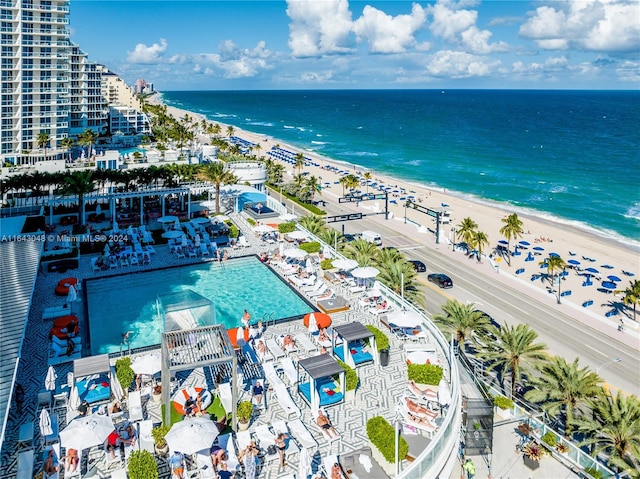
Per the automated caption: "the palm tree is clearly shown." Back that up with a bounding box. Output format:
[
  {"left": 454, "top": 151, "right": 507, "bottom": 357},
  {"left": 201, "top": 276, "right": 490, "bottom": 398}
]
[
  {"left": 294, "top": 153, "right": 305, "bottom": 175},
  {"left": 253, "top": 143, "right": 262, "bottom": 160},
  {"left": 432, "top": 300, "right": 493, "bottom": 349},
  {"left": 77, "top": 129, "right": 98, "bottom": 159},
  {"left": 540, "top": 254, "right": 568, "bottom": 303},
  {"left": 617, "top": 280, "right": 640, "bottom": 322},
  {"left": 344, "top": 239, "right": 379, "bottom": 267},
  {"left": 226, "top": 125, "right": 235, "bottom": 138},
  {"left": 375, "top": 258, "right": 421, "bottom": 304},
  {"left": 61, "top": 170, "right": 95, "bottom": 226},
  {"left": 297, "top": 215, "right": 326, "bottom": 235},
  {"left": 37, "top": 131, "right": 51, "bottom": 158},
  {"left": 499, "top": 213, "right": 524, "bottom": 252},
  {"left": 301, "top": 176, "right": 321, "bottom": 203},
  {"left": 343, "top": 174, "right": 360, "bottom": 193},
  {"left": 457, "top": 217, "right": 477, "bottom": 249},
  {"left": 481, "top": 323, "right": 548, "bottom": 398},
  {"left": 574, "top": 388, "right": 640, "bottom": 475},
  {"left": 196, "top": 162, "right": 238, "bottom": 214},
  {"left": 317, "top": 229, "right": 343, "bottom": 252},
  {"left": 525, "top": 356, "right": 601, "bottom": 437},
  {"left": 471, "top": 230, "right": 489, "bottom": 262},
  {"left": 60, "top": 137, "right": 74, "bottom": 162},
  {"left": 363, "top": 172, "right": 372, "bottom": 193},
  {"left": 268, "top": 163, "right": 285, "bottom": 187}
]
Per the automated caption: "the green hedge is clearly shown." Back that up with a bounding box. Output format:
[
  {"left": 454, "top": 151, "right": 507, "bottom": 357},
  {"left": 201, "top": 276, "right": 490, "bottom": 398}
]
[
  {"left": 246, "top": 217, "right": 256, "bottom": 226},
  {"left": 299, "top": 241, "right": 321, "bottom": 254},
  {"left": 407, "top": 363, "right": 443, "bottom": 385},
  {"left": 128, "top": 450, "right": 158, "bottom": 479},
  {"left": 584, "top": 468, "right": 603, "bottom": 479},
  {"left": 365, "top": 325, "right": 389, "bottom": 352},
  {"left": 366, "top": 416, "right": 408, "bottom": 463},
  {"left": 228, "top": 224, "right": 239, "bottom": 238},
  {"left": 320, "top": 259, "right": 334, "bottom": 270},
  {"left": 266, "top": 185, "right": 326, "bottom": 215},
  {"left": 115, "top": 357, "right": 135, "bottom": 391},
  {"left": 278, "top": 222, "right": 296, "bottom": 234},
  {"left": 493, "top": 396, "right": 514, "bottom": 409},
  {"left": 336, "top": 359, "right": 358, "bottom": 391}
]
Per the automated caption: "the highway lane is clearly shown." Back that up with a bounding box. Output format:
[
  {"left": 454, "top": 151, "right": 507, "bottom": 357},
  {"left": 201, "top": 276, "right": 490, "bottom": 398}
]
[{"left": 277, "top": 193, "right": 639, "bottom": 395}]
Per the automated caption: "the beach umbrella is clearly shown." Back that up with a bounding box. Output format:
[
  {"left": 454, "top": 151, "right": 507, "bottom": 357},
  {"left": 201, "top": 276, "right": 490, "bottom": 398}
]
[
  {"left": 253, "top": 224, "right": 275, "bottom": 233},
  {"left": 287, "top": 230, "right": 308, "bottom": 240},
  {"left": 110, "top": 366, "right": 124, "bottom": 402},
  {"left": 387, "top": 310, "right": 422, "bottom": 328},
  {"left": 305, "top": 259, "right": 314, "bottom": 274},
  {"left": 162, "top": 230, "right": 184, "bottom": 239},
  {"left": 190, "top": 217, "right": 210, "bottom": 224},
  {"left": 549, "top": 252, "right": 560, "bottom": 257},
  {"left": 61, "top": 414, "right": 115, "bottom": 451},
  {"left": 607, "top": 275, "right": 622, "bottom": 283},
  {"left": 601, "top": 281, "right": 617, "bottom": 290},
  {"left": 165, "top": 417, "right": 220, "bottom": 455},
  {"left": 278, "top": 242, "right": 284, "bottom": 256},
  {"left": 298, "top": 446, "right": 312, "bottom": 479},
  {"left": 303, "top": 312, "right": 331, "bottom": 330},
  {"left": 331, "top": 258, "right": 358, "bottom": 271},
  {"left": 283, "top": 248, "right": 307, "bottom": 259},
  {"left": 498, "top": 240, "right": 508, "bottom": 246},
  {"left": 157, "top": 215, "right": 178, "bottom": 224},
  {"left": 174, "top": 218, "right": 181, "bottom": 230},
  {"left": 39, "top": 408, "right": 53, "bottom": 437},
  {"left": 601, "top": 264, "right": 614, "bottom": 269},
  {"left": 518, "top": 240, "right": 530, "bottom": 247},
  {"left": 67, "top": 285, "right": 79, "bottom": 313},
  {"left": 131, "top": 352, "right": 161, "bottom": 376},
  {"left": 568, "top": 259, "right": 581, "bottom": 265},
  {"left": 351, "top": 266, "right": 380, "bottom": 279},
  {"left": 45, "top": 365, "right": 57, "bottom": 392},
  {"left": 68, "top": 384, "right": 80, "bottom": 411},
  {"left": 533, "top": 246, "right": 544, "bottom": 252},
  {"left": 585, "top": 267, "right": 599, "bottom": 274},
  {"left": 279, "top": 213, "right": 297, "bottom": 221}
]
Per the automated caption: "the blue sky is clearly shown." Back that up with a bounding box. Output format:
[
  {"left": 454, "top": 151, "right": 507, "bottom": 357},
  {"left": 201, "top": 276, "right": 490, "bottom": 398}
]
[{"left": 70, "top": 0, "right": 640, "bottom": 90}]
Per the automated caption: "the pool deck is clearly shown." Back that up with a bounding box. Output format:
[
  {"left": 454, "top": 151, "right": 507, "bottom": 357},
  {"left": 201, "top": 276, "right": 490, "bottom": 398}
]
[{"left": 0, "top": 212, "right": 581, "bottom": 479}]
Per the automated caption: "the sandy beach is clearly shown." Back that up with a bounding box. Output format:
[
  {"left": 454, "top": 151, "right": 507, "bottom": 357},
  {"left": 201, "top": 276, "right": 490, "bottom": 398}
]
[{"left": 153, "top": 94, "right": 639, "bottom": 339}]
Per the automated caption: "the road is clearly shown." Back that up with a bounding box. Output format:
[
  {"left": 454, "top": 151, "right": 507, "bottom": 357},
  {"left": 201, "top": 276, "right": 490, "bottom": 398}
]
[{"left": 278, "top": 190, "right": 640, "bottom": 396}]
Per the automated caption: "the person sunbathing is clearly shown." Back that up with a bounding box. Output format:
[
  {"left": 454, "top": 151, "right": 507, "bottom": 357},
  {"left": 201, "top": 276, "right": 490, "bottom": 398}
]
[
  {"left": 331, "top": 462, "right": 344, "bottom": 479},
  {"left": 256, "top": 340, "right": 268, "bottom": 356},
  {"left": 316, "top": 410, "right": 339, "bottom": 438},
  {"left": 210, "top": 444, "right": 227, "bottom": 471},
  {"left": 406, "top": 411, "right": 436, "bottom": 428},
  {"left": 317, "top": 328, "right": 330, "bottom": 342},
  {"left": 408, "top": 380, "right": 438, "bottom": 399},
  {"left": 376, "top": 300, "right": 388, "bottom": 310},
  {"left": 283, "top": 335, "right": 296, "bottom": 350},
  {"left": 62, "top": 448, "right": 78, "bottom": 474},
  {"left": 317, "top": 289, "right": 335, "bottom": 300},
  {"left": 405, "top": 397, "right": 438, "bottom": 419}
]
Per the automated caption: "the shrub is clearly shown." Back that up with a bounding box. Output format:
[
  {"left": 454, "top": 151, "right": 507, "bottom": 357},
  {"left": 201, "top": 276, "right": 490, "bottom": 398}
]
[
  {"left": 584, "top": 467, "right": 603, "bottom": 479},
  {"left": 556, "top": 443, "right": 569, "bottom": 454},
  {"left": 299, "top": 241, "right": 321, "bottom": 254},
  {"left": 407, "top": 363, "right": 443, "bottom": 385},
  {"left": 228, "top": 224, "right": 239, "bottom": 238},
  {"left": 246, "top": 217, "right": 256, "bottom": 226},
  {"left": 115, "top": 357, "right": 135, "bottom": 391},
  {"left": 336, "top": 359, "right": 358, "bottom": 391},
  {"left": 151, "top": 424, "right": 171, "bottom": 448},
  {"left": 522, "top": 441, "right": 544, "bottom": 461},
  {"left": 365, "top": 325, "right": 389, "bottom": 352},
  {"left": 278, "top": 222, "right": 296, "bottom": 234},
  {"left": 541, "top": 431, "right": 557, "bottom": 448},
  {"left": 237, "top": 400, "right": 253, "bottom": 422},
  {"left": 493, "top": 396, "right": 514, "bottom": 409},
  {"left": 128, "top": 450, "right": 158, "bottom": 479},
  {"left": 320, "top": 258, "right": 334, "bottom": 270},
  {"left": 366, "top": 416, "right": 408, "bottom": 463}
]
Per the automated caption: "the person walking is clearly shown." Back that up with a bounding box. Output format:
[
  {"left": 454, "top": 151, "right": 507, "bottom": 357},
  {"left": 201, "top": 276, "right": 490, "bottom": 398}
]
[{"left": 463, "top": 458, "right": 476, "bottom": 479}]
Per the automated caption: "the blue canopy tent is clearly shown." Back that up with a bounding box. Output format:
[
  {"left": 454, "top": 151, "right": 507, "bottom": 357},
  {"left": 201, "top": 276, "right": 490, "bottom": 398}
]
[
  {"left": 297, "top": 355, "right": 346, "bottom": 411},
  {"left": 332, "top": 323, "right": 377, "bottom": 368}
]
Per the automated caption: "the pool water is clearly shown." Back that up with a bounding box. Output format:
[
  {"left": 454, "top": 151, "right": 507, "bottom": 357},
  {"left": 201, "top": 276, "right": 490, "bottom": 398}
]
[
  {"left": 85, "top": 256, "right": 314, "bottom": 354},
  {"left": 118, "top": 147, "right": 147, "bottom": 156}
]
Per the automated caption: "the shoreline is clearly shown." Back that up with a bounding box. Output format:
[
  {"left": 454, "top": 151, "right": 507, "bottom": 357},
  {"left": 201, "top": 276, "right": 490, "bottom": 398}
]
[{"left": 152, "top": 92, "right": 639, "bottom": 325}]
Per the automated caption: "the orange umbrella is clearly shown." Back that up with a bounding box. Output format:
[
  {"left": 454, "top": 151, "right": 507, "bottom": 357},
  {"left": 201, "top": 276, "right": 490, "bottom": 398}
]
[
  {"left": 227, "top": 327, "right": 249, "bottom": 348},
  {"left": 303, "top": 312, "right": 332, "bottom": 329}
]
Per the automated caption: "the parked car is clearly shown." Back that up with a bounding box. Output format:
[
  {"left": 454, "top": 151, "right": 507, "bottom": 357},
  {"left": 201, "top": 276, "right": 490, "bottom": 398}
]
[
  {"left": 427, "top": 273, "right": 453, "bottom": 288},
  {"left": 342, "top": 233, "right": 357, "bottom": 243},
  {"left": 408, "top": 260, "right": 426, "bottom": 273}
]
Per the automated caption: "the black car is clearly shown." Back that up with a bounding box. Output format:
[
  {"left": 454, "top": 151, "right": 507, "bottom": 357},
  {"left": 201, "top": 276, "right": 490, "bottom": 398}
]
[
  {"left": 342, "top": 234, "right": 357, "bottom": 242},
  {"left": 427, "top": 273, "right": 453, "bottom": 288},
  {"left": 408, "top": 260, "right": 426, "bottom": 272}
]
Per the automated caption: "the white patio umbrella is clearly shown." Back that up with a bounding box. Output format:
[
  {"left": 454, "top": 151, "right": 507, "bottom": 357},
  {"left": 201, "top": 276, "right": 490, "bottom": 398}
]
[
  {"left": 165, "top": 417, "right": 220, "bottom": 455},
  {"left": 387, "top": 310, "right": 422, "bottom": 328},
  {"left": 287, "top": 230, "right": 308, "bottom": 240},
  {"left": 331, "top": 258, "right": 358, "bottom": 271},
  {"left": 278, "top": 242, "right": 285, "bottom": 256},
  {"left": 174, "top": 219, "right": 181, "bottom": 230},
  {"left": 298, "top": 446, "right": 312, "bottom": 479},
  {"left": 307, "top": 312, "right": 319, "bottom": 333},
  {"left": 67, "top": 285, "right": 79, "bottom": 313},
  {"left": 162, "top": 230, "right": 183, "bottom": 239},
  {"left": 351, "top": 266, "right": 380, "bottom": 279},
  {"left": 110, "top": 366, "right": 124, "bottom": 402},
  {"left": 39, "top": 408, "right": 53, "bottom": 437},
  {"left": 60, "top": 414, "right": 115, "bottom": 451},
  {"left": 157, "top": 215, "right": 178, "bottom": 224},
  {"left": 45, "top": 365, "right": 57, "bottom": 392},
  {"left": 131, "top": 352, "right": 161, "bottom": 376},
  {"left": 279, "top": 213, "right": 297, "bottom": 221},
  {"left": 284, "top": 248, "right": 307, "bottom": 259},
  {"left": 305, "top": 259, "right": 314, "bottom": 274},
  {"left": 68, "top": 384, "right": 81, "bottom": 411},
  {"left": 253, "top": 224, "right": 275, "bottom": 233},
  {"left": 103, "top": 243, "right": 110, "bottom": 256},
  {"left": 112, "top": 221, "right": 119, "bottom": 234}
]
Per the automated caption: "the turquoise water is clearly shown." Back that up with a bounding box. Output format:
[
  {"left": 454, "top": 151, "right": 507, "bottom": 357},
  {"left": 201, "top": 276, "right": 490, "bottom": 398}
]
[
  {"left": 85, "top": 256, "right": 314, "bottom": 354},
  {"left": 118, "top": 147, "right": 147, "bottom": 156},
  {"left": 162, "top": 90, "right": 640, "bottom": 246}
]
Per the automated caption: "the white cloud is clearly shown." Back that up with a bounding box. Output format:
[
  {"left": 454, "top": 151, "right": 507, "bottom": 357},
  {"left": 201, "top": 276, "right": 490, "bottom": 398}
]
[
  {"left": 426, "top": 50, "right": 499, "bottom": 77},
  {"left": 352, "top": 4, "right": 426, "bottom": 54},
  {"left": 126, "top": 38, "right": 168, "bottom": 64},
  {"left": 520, "top": 0, "right": 640, "bottom": 53},
  {"left": 286, "top": 0, "right": 353, "bottom": 57},
  {"left": 195, "top": 40, "right": 274, "bottom": 79},
  {"left": 427, "top": 0, "right": 509, "bottom": 54}
]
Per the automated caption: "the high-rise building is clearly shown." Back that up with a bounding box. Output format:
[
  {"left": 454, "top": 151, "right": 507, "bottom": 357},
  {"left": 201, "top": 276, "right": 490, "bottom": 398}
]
[
  {"left": 0, "top": 0, "right": 106, "bottom": 165},
  {"left": 101, "top": 66, "right": 143, "bottom": 110}
]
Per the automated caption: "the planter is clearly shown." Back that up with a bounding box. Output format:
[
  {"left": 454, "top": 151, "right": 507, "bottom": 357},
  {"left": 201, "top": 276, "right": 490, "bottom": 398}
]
[
  {"left": 379, "top": 348, "right": 390, "bottom": 367},
  {"left": 523, "top": 455, "right": 540, "bottom": 470},
  {"left": 368, "top": 440, "right": 396, "bottom": 476},
  {"left": 154, "top": 443, "right": 169, "bottom": 456},
  {"left": 238, "top": 420, "right": 250, "bottom": 432},
  {"left": 495, "top": 406, "right": 512, "bottom": 419}
]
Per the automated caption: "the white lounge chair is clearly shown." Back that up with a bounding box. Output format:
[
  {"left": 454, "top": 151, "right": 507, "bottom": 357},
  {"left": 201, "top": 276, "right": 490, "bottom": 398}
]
[
  {"left": 302, "top": 280, "right": 324, "bottom": 293},
  {"left": 200, "top": 243, "right": 210, "bottom": 256},
  {"left": 235, "top": 430, "right": 253, "bottom": 452},
  {"left": 293, "top": 333, "right": 317, "bottom": 353},
  {"left": 398, "top": 403, "right": 437, "bottom": 437},
  {"left": 254, "top": 425, "right": 279, "bottom": 464},
  {"left": 194, "top": 449, "right": 216, "bottom": 479},
  {"left": 217, "top": 382, "right": 233, "bottom": 416},
  {"left": 288, "top": 418, "right": 318, "bottom": 451},
  {"left": 312, "top": 408, "right": 341, "bottom": 443},
  {"left": 280, "top": 356, "right": 298, "bottom": 385},
  {"left": 272, "top": 420, "right": 300, "bottom": 458},
  {"left": 307, "top": 283, "right": 328, "bottom": 298},
  {"left": 218, "top": 433, "right": 240, "bottom": 472},
  {"left": 128, "top": 390, "right": 143, "bottom": 422},
  {"left": 272, "top": 382, "right": 301, "bottom": 419},
  {"left": 91, "top": 258, "right": 101, "bottom": 273},
  {"left": 322, "top": 454, "right": 347, "bottom": 479},
  {"left": 138, "top": 420, "right": 154, "bottom": 453},
  {"left": 266, "top": 338, "right": 286, "bottom": 360}
]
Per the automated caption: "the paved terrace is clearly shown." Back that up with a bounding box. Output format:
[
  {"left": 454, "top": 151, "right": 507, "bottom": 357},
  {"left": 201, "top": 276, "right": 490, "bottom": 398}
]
[{"left": 1, "top": 216, "right": 455, "bottom": 478}]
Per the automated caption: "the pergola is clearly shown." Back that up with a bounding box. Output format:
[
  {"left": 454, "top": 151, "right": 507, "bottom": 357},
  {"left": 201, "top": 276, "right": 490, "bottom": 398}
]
[
  {"left": 160, "top": 326, "right": 237, "bottom": 427},
  {"left": 297, "top": 354, "right": 346, "bottom": 411},
  {"left": 332, "top": 322, "right": 377, "bottom": 368}
]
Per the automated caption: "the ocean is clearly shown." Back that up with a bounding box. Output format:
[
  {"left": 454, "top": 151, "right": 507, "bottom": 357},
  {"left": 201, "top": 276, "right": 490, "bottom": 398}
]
[{"left": 161, "top": 90, "right": 640, "bottom": 246}]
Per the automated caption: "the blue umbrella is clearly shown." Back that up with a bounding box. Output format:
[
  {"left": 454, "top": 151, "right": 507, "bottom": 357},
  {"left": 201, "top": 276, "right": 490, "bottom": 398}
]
[
  {"left": 601, "top": 264, "right": 614, "bottom": 269},
  {"left": 568, "top": 259, "right": 581, "bottom": 265},
  {"left": 607, "top": 275, "right": 622, "bottom": 283},
  {"left": 519, "top": 241, "right": 530, "bottom": 246},
  {"left": 601, "top": 281, "right": 617, "bottom": 290},
  {"left": 533, "top": 246, "right": 544, "bottom": 251},
  {"left": 549, "top": 252, "right": 560, "bottom": 257},
  {"left": 441, "top": 202, "right": 450, "bottom": 207},
  {"left": 585, "top": 267, "right": 599, "bottom": 274},
  {"left": 498, "top": 240, "right": 509, "bottom": 245}
]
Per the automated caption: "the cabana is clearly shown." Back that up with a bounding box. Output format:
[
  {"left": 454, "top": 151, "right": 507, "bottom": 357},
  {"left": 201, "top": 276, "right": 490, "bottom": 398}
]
[
  {"left": 73, "top": 354, "right": 112, "bottom": 405},
  {"left": 297, "top": 355, "right": 346, "bottom": 411},
  {"left": 332, "top": 323, "right": 377, "bottom": 368}
]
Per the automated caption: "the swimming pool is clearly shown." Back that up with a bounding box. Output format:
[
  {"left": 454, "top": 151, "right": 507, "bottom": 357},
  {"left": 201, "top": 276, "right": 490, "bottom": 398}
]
[
  {"left": 118, "top": 147, "right": 147, "bottom": 156},
  {"left": 85, "top": 256, "right": 314, "bottom": 354}
]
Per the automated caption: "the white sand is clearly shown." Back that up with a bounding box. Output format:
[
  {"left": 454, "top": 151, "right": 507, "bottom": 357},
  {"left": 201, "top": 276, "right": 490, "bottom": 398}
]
[{"left": 152, "top": 94, "right": 639, "bottom": 342}]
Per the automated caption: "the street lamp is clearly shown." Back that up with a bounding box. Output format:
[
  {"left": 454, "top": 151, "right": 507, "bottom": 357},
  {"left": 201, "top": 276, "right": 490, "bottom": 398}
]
[{"left": 597, "top": 357, "right": 622, "bottom": 374}]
